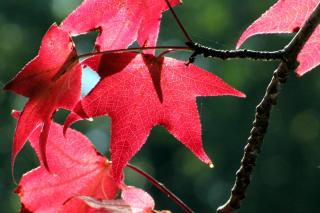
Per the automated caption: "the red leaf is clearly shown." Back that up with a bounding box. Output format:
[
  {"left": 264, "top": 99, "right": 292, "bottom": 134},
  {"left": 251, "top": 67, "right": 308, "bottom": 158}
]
[
  {"left": 60, "top": 0, "right": 181, "bottom": 53},
  {"left": 65, "top": 53, "right": 245, "bottom": 183},
  {"left": 77, "top": 196, "right": 131, "bottom": 212},
  {"left": 78, "top": 186, "right": 158, "bottom": 213},
  {"left": 121, "top": 186, "right": 154, "bottom": 213},
  {"left": 4, "top": 24, "right": 82, "bottom": 170},
  {"left": 237, "top": 0, "right": 320, "bottom": 76},
  {"left": 15, "top": 116, "right": 119, "bottom": 213}
]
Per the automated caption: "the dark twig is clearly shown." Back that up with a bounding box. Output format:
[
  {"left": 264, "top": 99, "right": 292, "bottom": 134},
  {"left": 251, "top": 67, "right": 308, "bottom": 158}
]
[
  {"left": 79, "top": 45, "right": 285, "bottom": 62},
  {"left": 164, "top": 0, "right": 193, "bottom": 42},
  {"left": 217, "top": 2, "right": 320, "bottom": 213},
  {"left": 77, "top": 46, "right": 191, "bottom": 59},
  {"left": 127, "top": 164, "right": 194, "bottom": 213},
  {"left": 164, "top": 0, "right": 285, "bottom": 64},
  {"left": 186, "top": 42, "right": 285, "bottom": 64}
]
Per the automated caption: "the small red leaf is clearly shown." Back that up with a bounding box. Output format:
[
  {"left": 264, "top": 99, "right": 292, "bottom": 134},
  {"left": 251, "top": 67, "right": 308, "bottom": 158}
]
[
  {"left": 66, "top": 53, "right": 245, "bottom": 183},
  {"left": 4, "top": 24, "right": 82, "bottom": 171},
  {"left": 77, "top": 196, "right": 131, "bottom": 212},
  {"left": 15, "top": 117, "right": 118, "bottom": 213},
  {"left": 60, "top": 0, "right": 181, "bottom": 53},
  {"left": 78, "top": 186, "right": 156, "bottom": 213},
  {"left": 237, "top": 0, "right": 320, "bottom": 75},
  {"left": 122, "top": 186, "right": 155, "bottom": 213}
]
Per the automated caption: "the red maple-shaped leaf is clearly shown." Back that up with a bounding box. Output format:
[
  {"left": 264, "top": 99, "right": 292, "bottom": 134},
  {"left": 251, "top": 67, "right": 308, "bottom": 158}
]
[
  {"left": 65, "top": 53, "right": 245, "bottom": 183},
  {"left": 60, "top": 0, "right": 181, "bottom": 53},
  {"left": 3, "top": 24, "right": 82, "bottom": 170},
  {"left": 14, "top": 113, "right": 119, "bottom": 213},
  {"left": 237, "top": 0, "right": 320, "bottom": 76}
]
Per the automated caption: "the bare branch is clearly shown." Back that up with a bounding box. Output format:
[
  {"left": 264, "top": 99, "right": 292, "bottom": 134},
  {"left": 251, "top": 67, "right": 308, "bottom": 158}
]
[
  {"left": 217, "top": 2, "right": 320, "bottom": 212},
  {"left": 186, "top": 42, "right": 285, "bottom": 63}
]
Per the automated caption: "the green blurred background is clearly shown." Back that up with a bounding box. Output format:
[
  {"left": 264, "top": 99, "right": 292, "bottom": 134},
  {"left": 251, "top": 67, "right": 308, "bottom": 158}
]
[{"left": 1, "top": 0, "right": 320, "bottom": 212}]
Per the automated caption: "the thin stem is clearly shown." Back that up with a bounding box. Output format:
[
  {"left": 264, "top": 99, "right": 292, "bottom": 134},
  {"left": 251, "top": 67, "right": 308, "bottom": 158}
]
[
  {"left": 52, "top": 46, "right": 190, "bottom": 81},
  {"left": 78, "top": 45, "right": 286, "bottom": 62},
  {"left": 164, "top": 0, "right": 193, "bottom": 42},
  {"left": 217, "top": 2, "right": 320, "bottom": 213},
  {"left": 77, "top": 46, "right": 191, "bottom": 60},
  {"left": 157, "top": 49, "right": 176, "bottom": 58},
  {"left": 53, "top": 45, "right": 288, "bottom": 82},
  {"left": 126, "top": 164, "right": 194, "bottom": 213}
]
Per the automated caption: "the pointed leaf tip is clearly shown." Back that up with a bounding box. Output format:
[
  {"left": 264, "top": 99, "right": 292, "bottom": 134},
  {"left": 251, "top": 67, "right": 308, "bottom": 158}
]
[
  {"left": 237, "top": 0, "right": 320, "bottom": 74},
  {"left": 63, "top": 112, "right": 81, "bottom": 135},
  {"left": 233, "top": 89, "right": 246, "bottom": 98},
  {"left": 11, "top": 110, "right": 20, "bottom": 119},
  {"left": 63, "top": 102, "right": 89, "bottom": 135}
]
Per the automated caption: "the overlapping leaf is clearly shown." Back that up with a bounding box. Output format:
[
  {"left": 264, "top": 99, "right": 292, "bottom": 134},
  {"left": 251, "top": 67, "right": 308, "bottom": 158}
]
[
  {"left": 13, "top": 111, "right": 161, "bottom": 212},
  {"left": 79, "top": 186, "right": 159, "bottom": 213},
  {"left": 6, "top": 1, "right": 250, "bottom": 211},
  {"left": 65, "top": 52, "right": 245, "bottom": 183},
  {"left": 14, "top": 112, "right": 118, "bottom": 213},
  {"left": 237, "top": 0, "right": 320, "bottom": 76},
  {"left": 121, "top": 186, "right": 155, "bottom": 213},
  {"left": 4, "top": 24, "right": 82, "bottom": 170},
  {"left": 61, "top": 0, "right": 181, "bottom": 53}
]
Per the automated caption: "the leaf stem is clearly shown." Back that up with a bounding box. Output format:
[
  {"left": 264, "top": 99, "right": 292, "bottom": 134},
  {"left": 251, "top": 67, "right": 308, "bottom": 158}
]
[
  {"left": 157, "top": 49, "right": 177, "bottom": 58},
  {"left": 126, "top": 164, "right": 194, "bottom": 213},
  {"left": 164, "top": 0, "right": 193, "bottom": 42},
  {"left": 77, "top": 45, "right": 286, "bottom": 61},
  {"left": 217, "top": 2, "right": 320, "bottom": 212},
  {"left": 77, "top": 46, "right": 192, "bottom": 60},
  {"left": 54, "top": 45, "right": 287, "bottom": 82}
]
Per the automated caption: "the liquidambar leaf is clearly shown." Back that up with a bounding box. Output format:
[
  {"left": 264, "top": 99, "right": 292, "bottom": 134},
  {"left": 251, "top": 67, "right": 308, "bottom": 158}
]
[
  {"left": 237, "top": 0, "right": 320, "bottom": 76},
  {"left": 15, "top": 115, "right": 118, "bottom": 213},
  {"left": 65, "top": 52, "right": 245, "bottom": 183},
  {"left": 4, "top": 24, "right": 82, "bottom": 171},
  {"left": 61, "top": 0, "right": 181, "bottom": 53}
]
